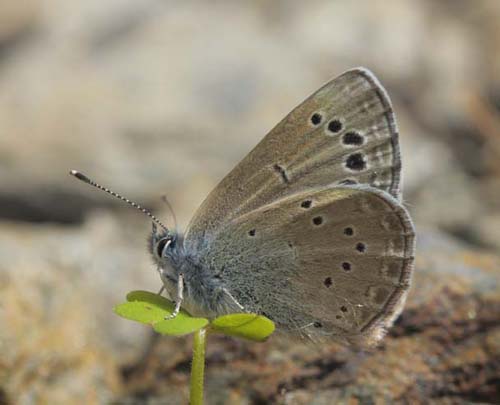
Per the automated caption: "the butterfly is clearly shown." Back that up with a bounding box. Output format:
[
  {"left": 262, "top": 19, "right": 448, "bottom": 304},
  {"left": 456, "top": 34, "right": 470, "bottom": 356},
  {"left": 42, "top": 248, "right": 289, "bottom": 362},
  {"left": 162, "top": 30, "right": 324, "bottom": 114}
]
[{"left": 72, "top": 67, "right": 415, "bottom": 346}]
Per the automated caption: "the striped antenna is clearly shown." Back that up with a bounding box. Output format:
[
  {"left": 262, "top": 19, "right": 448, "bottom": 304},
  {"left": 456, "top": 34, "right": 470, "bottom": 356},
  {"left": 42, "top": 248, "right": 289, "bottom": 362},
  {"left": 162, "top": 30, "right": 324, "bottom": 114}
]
[{"left": 70, "top": 170, "right": 169, "bottom": 232}]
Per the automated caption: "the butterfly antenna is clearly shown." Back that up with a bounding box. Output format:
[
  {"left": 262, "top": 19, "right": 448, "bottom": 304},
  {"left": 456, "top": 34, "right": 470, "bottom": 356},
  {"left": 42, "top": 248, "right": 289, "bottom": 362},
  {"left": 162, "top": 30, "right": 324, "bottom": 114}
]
[
  {"left": 69, "top": 170, "right": 169, "bottom": 232},
  {"left": 161, "top": 195, "right": 178, "bottom": 233}
]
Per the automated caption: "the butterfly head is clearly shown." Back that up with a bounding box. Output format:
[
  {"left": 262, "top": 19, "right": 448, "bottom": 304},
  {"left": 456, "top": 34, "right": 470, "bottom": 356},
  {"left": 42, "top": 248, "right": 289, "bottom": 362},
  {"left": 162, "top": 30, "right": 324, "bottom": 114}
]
[
  {"left": 149, "top": 222, "right": 186, "bottom": 303},
  {"left": 149, "top": 222, "right": 179, "bottom": 262}
]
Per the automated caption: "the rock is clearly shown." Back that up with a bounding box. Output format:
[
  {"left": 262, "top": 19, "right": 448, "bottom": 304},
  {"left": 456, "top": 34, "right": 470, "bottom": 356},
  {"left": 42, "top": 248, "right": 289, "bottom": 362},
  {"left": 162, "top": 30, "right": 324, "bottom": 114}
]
[{"left": 0, "top": 213, "right": 156, "bottom": 403}]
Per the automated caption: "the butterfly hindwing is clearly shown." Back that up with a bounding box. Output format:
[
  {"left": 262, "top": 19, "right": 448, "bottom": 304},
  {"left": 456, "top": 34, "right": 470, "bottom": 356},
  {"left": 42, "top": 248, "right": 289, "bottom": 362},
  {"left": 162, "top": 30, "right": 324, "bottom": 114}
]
[
  {"left": 190, "top": 185, "right": 414, "bottom": 345},
  {"left": 185, "top": 68, "right": 401, "bottom": 249}
]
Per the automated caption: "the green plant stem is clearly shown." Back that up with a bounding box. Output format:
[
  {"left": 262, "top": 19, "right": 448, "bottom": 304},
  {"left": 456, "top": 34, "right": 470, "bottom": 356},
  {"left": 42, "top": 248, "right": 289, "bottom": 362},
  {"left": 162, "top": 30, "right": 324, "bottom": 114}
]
[{"left": 190, "top": 328, "right": 207, "bottom": 405}]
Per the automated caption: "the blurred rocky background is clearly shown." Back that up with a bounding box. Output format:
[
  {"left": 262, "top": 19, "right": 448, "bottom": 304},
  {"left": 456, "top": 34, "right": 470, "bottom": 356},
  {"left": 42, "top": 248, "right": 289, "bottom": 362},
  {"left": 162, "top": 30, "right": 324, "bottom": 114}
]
[{"left": 0, "top": 1, "right": 499, "bottom": 404}]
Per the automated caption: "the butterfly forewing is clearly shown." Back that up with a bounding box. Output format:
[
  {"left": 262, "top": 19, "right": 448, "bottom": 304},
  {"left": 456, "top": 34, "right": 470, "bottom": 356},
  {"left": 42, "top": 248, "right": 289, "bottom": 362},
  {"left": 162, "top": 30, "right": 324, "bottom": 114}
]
[
  {"left": 185, "top": 68, "right": 401, "bottom": 249},
  {"left": 190, "top": 185, "right": 414, "bottom": 345}
]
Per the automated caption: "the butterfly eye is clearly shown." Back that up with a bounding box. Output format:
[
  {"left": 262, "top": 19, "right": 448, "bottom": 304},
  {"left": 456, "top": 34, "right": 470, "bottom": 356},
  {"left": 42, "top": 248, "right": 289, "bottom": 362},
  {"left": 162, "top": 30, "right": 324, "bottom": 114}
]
[{"left": 156, "top": 238, "right": 171, "bottom": 257}]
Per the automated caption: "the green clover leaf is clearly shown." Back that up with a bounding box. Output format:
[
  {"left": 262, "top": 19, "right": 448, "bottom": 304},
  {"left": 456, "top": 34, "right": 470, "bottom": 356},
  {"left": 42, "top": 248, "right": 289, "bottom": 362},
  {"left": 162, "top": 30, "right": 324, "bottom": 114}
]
[
  {"left": 210, "top": 313, "right": 275, "bottom": 341},
  {"left": 114, "top": 290, "right": 208, "bottom": 335},
  {"left": 114, "top": 290, "right": 275, "bottom": 341}
]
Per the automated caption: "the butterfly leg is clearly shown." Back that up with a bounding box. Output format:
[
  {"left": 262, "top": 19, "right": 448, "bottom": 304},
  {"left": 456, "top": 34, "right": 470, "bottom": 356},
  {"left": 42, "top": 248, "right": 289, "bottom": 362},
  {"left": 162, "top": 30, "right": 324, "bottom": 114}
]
[
  {"left": 291, "top": 322, "right": 317, "bottom": 343},
  {"left": 223, "top": 287, "right": 245, "bottom": 311},
  {"left": 165, "top": 273, "right": 184, "bottom": 320},
  {"left": 157, "top": 285, "right": 165, "bottom": 296}
]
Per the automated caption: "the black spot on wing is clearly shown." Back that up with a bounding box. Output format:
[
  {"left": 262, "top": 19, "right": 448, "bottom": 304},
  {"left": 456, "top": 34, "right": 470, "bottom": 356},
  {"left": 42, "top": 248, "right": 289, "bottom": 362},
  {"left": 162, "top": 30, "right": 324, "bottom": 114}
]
[
  {"left": 346, "top": 153, "right": 366, "bottom": 171},
  {"left": 273, "top": 164, "right": 290, "bottom": 183},
  {"left": 310, "top": 112, "right": 323, "bottom": 126},
  {"left": 343, "top": 131, "right": 364, "bottom": 146}
]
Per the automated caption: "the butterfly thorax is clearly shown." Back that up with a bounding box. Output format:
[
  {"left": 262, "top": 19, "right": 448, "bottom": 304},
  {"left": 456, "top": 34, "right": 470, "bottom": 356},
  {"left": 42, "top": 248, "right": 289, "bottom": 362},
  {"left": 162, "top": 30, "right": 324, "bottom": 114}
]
[{"left": 149, "top": 230, "right": 239, "bottom": 318}]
